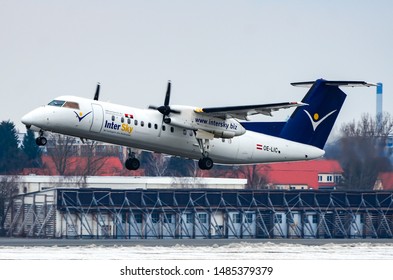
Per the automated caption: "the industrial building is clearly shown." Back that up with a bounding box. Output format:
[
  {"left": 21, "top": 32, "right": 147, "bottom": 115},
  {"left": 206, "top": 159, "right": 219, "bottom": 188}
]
[{"left": 4, "top": 186, "right": 393, "bottom": 239}]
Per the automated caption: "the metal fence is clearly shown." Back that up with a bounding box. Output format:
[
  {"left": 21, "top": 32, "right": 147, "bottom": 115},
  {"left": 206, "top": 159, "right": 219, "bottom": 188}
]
[{"left": 4, "top": 189, "right": 393, "bottom": 239}]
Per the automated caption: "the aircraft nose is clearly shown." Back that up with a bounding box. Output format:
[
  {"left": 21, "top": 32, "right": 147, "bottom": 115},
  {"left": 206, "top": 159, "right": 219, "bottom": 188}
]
[
  {"left": 21, "top": 107, "right": 47, "bottom": 130},
  {"left": 21, "top": 111, "right": 34, "bottom": 127}
]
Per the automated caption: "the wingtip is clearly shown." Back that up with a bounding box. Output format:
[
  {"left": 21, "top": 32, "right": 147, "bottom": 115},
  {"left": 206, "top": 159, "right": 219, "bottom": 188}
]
[{"left": 290, "top": 101, "right": 307, "bottom": 106}]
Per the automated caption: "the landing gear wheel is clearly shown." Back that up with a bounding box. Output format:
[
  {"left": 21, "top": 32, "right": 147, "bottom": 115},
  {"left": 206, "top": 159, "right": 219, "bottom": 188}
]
[
  {"left": 125, "top": 158, "right": 140, "bottom": 170},
  {"left": 198, "top": 157, "right": 214, "bottom": 170},
  {"left": 35, "top": 136, "right": 47, "bottom": 146}
]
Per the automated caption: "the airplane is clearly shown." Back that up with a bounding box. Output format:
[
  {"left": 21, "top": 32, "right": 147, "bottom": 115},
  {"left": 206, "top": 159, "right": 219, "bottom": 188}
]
[{"left": 21, "top": 79, "right": 374, "bottom": 170}]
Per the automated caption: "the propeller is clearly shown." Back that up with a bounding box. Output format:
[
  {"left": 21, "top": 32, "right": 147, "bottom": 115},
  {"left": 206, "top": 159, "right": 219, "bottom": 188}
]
[
  {"left": 93, "top": 83, "right": 100, "bottom": 101},
  {"left": 149, "top": 80, "right": 181, "bottom": 136},
  {"left": 149, "top": 80, "right": 180, "bottom": 119}
]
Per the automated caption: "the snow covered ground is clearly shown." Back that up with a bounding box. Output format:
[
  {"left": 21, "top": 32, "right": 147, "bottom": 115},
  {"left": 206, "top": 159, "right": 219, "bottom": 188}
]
[
  {"left": 1, "top": 241, "right": 392, "bottom": 280},
  {"left": 1, "top": 241, "right": 393, "bottom": 260}
]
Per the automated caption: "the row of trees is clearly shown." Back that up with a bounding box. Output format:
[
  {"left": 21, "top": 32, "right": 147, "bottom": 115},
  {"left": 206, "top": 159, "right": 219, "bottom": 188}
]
[
  {"left": 1, "top": 113, "right": 393, "bottom": 190},
  {"left": 326, "top": 113, "right": 393, "bottom": 190},
  {"left": 0, "top": 121, "right": 41, "bottom": 174}
]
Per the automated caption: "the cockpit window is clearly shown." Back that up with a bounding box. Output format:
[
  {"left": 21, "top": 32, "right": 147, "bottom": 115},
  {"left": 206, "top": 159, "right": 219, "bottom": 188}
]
[
  {"left": 48, "top": 100, "right": 65, "bottom": 107},
  {"left": 47, "top": 100, "right": 80, "bottom": 110},
  {"left": 63, "top": 101, "right": 80, "bottom": 109}
]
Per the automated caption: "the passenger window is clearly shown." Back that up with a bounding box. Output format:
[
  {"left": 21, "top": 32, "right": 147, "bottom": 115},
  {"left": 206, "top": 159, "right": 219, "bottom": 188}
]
[
  {"left": 134, "top": 120, "right": 138, "bottom": 126},
  {"left": 121, "top": 117, "right": 124, "bottom": 123},
  {"left": 162, "top": 125, "right": 166, "bottom": 131},
  {"left": 154, "top": 124, "right": 158, "bottom": 129},
  {"left": 189, "top": 130, "right": 193, "bottom": 136},
  {"left": 148, "top": 123, "right": 151, "bottom": 128},
  {"left": 183, "top": 129, "right": 187, "bottom": 136},
  {"left": 141, "top": 121, "right": 144, "bottom": 127},
  {"left": 48, "top": 100, "right": 65, "bottom": 107},
  {"left": 170, "top": 127, "right": 174, "bottom": 133},
  {"left": 127, "top": 118, "right": 131, "bottom": 124},
  {"left": 112, "top": 115, "right": 115, "bottom": 121},
  {"left": 63, "top": 101, "right": 80, "bottom": 109}
]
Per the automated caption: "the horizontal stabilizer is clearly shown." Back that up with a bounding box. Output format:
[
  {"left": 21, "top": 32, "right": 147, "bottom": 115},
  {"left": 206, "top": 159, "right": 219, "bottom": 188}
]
[{"left": 291, "top": 80, "right": 376, "bottom": 88}]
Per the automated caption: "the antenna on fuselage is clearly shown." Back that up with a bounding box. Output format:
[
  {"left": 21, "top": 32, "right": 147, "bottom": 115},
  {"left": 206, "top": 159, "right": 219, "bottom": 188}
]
[{"left": 94, "top": 83, "right": 100, "bottom": 101}]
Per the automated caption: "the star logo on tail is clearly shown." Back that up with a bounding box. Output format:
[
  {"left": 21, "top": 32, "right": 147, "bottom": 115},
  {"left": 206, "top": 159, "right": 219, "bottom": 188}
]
[{"left": 304, "top": 109, "right": 337, "bottom": 131}]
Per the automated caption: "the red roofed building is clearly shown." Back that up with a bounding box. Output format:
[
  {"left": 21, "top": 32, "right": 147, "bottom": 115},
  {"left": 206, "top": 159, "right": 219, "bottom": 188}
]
[
  {"left": 201, "top": 159, "right": 344, "bottom": 190},
  {"left": 260, "top": 160, "right": 343, "bottom": 190},
  {"left": 22, "top": 156, "right": 144, "bottom": 176},
  {"left": 22, "top": 155, "right": 343, "bottom": 190},
  {"left": 374, "top": 172, "right": 393, "bottom": 190}
]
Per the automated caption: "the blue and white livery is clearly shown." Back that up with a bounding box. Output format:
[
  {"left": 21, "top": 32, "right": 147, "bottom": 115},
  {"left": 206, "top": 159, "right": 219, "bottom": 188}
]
[{"left": 21, "top": 79, "right": 374, "bottom": 170}]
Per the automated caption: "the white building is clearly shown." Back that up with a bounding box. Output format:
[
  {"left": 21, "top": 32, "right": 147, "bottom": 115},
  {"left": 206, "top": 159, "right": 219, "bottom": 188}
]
[{"left": 2, "top": 175, "right": 247, "bottom": 194}]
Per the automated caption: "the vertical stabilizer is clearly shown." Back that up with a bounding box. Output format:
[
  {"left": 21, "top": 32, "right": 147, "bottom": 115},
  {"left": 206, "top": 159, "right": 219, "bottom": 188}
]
[{"left": 279, "top": 79, "right": 374, "bottom": 149}]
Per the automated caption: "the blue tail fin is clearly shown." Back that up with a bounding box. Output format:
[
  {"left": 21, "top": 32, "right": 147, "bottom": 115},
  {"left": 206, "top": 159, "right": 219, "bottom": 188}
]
[
  {"left": 241, "top": 79, "right": 374, "bottom": 149},
  {"left": 279, "top": 79, "right": 347, "bottom": 149}
]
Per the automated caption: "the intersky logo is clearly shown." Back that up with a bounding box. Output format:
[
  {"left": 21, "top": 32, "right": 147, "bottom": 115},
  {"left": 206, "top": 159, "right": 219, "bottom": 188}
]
[
  {"left": 304, "top": 109, "right": 337, "bottom": 131},
  {"left": 74, "top": 111, "right": 92, "bottom": 122}
]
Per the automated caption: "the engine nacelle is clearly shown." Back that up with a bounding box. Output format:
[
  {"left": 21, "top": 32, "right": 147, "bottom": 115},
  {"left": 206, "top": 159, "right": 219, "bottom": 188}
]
[
  {"left": 214, "top": 131, "right": 236, "bottom": 138},
  {"left": 168, "top": 105, "right": 246, "bottom": 138}
]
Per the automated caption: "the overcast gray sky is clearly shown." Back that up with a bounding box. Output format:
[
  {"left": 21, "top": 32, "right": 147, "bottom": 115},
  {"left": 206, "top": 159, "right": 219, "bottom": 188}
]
[{"left": 1, "top": 0, "right": 392, "bottom": 135}]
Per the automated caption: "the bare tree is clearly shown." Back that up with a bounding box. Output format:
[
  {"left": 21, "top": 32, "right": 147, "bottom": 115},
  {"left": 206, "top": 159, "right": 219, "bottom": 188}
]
[
  {"left": 237, "top": 164, "right": 270, "bottom": 189},
  {"left": 45, "top": 134, "right": 77, "bottom": 175},
  {"left": 84, "top": 141, "right": 109, "bottom": 175},
  {"left": 164, "top": 157, "right": 198, "bottom": 177},
  {"left": 141, "top": 152, "right": 170, "bottom": 176},
  {"left": 46, "top": 135, "right": 115, "bottom": 186},
  {"left": 76, "top": 140, "right": 111, "bottom": 186},
  {"left": 333, "top": 113, "right": 393, "bottom": 190}
]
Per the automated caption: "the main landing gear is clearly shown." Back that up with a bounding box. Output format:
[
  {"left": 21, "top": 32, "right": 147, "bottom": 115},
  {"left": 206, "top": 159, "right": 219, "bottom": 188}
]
[
  {"left": 198, "top": 157, "right": 213, "bottom": 170},
  {"left": 196, "top": 138, "right": 214, "bottom": 170},
  {"left": 125, "top": 149, "right": 140, "bottom": 170},
  {"left": 35, "top": 131, "right": 47, "bottom": 146}
]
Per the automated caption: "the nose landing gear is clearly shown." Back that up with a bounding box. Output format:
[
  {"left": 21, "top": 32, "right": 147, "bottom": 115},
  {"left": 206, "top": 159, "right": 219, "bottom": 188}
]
[
  {"left": 125, "top": 149, "right": 140, "bottom": 170},
  {"left": 35, "top": 131, "right": 47, "bottom": 146}
]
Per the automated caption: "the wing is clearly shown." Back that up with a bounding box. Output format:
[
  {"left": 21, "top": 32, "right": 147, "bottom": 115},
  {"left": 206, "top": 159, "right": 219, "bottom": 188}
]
[{"left": 194, "top": 102, "right": 305, "bottom": 120}]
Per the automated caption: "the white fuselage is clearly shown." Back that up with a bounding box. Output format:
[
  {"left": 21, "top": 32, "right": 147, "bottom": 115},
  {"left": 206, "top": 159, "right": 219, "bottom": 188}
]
[{"left": 22, "top": 96, "right": 325, "bottom": 165}]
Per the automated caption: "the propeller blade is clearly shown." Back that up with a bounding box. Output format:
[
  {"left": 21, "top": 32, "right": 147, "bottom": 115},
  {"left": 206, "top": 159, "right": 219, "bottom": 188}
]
[
  {"left": 152, "top": 80, "right": 180, "bottom": 120},
  {"left": 158, "top": 115, "right": 165, "bottom": 137},
  {"left": 170, "top": 108, "right": 181, "bottom": 114},
  {"left": 164, "top": 80, "right": 171, "bottom": 106},
  {"left": 94, "top": 83, "right": 100, "bottom": 101}
]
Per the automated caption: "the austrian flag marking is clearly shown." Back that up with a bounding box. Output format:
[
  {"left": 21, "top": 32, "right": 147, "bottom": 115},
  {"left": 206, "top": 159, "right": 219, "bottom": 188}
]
[{"left": 256, "top": 144, "right": 263, "bottom": 150}]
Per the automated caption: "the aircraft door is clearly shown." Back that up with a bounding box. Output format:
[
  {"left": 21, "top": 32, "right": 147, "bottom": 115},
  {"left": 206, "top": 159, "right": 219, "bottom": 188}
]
[{"left": 90, "top": 104, "right": 104, "bottom": 133}]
